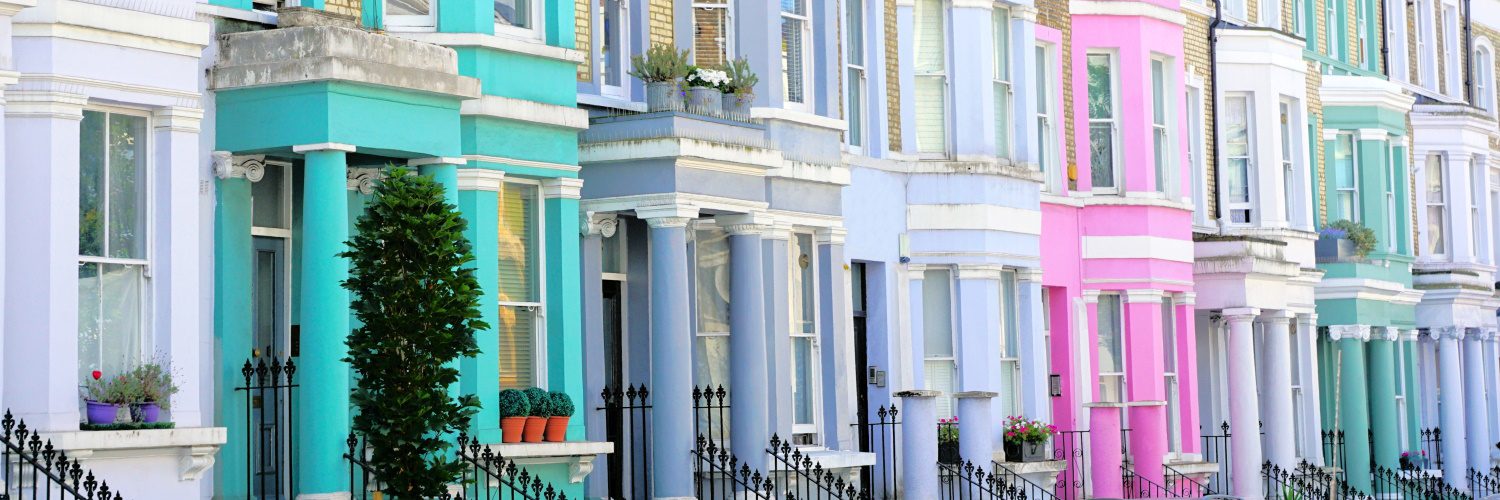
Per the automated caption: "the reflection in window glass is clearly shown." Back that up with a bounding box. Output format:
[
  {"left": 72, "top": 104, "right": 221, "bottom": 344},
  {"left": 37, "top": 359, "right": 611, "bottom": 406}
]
[{"left": 495, "top": 0, "right": 531, "bottom": 29}]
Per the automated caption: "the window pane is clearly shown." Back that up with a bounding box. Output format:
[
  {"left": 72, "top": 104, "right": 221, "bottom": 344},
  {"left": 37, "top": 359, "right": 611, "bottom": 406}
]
[
  {"left": 924, "top": 360, "right": 956, "bottom": 418},
  {"left": 1151, "top": 60, "right": 1166, "bottom": 124},
  {"left": 781, "top": 0, "right": 804, "bottom": 15},
  {"left": 922, "top": 269, "right": 953, "bottom": 357},
  {"left": 915, "top": 76, "right": 947, "bottom": 154},
  {"left": 1161, "top": 301, "right": 1176, "bottom": 372},
  {"left": 498, "top": 306, "right": 535, "bottom": 389},
  {"left": 792, "top": 336, "right": 814, "bottom": 425},
  {"left": 1097, "top": 295, "right": 1123, "bottom": 375},
  {"left": 792, "top": 234, "right": 816, "bottom": 333},
  {"left": 495, "top": 0, "right": 530, "bottom": 28},
  {"left": 848, "top": 69, "right": 865, "bottom": 147},
  {"left": 78, "top": 263, "right": 145, "bottom": 381},
  {"left": 693, "top": 4, "right": 729, "bottom": 66},
  {"left": 388, "top": 0, "right": 430, "bottom": 16},
  {"left": 846, "top": 0, "right": 864, "bottom": 67},
  {"left": 602, "top": 0, "right": 622, "bottom": 86},
  {"left": 1086, "top": 54, "right": 1113, "bottom": 119},
  {"left": 913, "top": 0, "right": 945, "bottom": 73},
  {"left": 107, "top": 113, "right": 147, "bottom": 260},
  {"left": 1001, "top": 271, "right": 1018, "bottom": 358},
  {"left": 782, "top": 17, "right": 806, "bottom": 104},
  {"left": 696, "top": 228, "right": 731, "bottom": 334},
  {"left": 79, "top": 111, "right": 106, "bottom": 258},
  {"left": 693, "top": 334, "right": 731, "bottom": 391},
  {"left": 995, "top": 81, "right": 1011, "bottom": 157},
  {"left": 993, "top": 10, "right": 1009, "bottom": 81},
  {"left": 1090, "top": 124, "right": 1114, "bottom": 187},
  {"left": 252, "top": 161, "right": 286, "bottom": 229},
  {"left": 1427, "top": 155, "right": 1447, "bottom": 254},
  {"left": 498, "top": 183, "right": 537, "bottom": 303}
]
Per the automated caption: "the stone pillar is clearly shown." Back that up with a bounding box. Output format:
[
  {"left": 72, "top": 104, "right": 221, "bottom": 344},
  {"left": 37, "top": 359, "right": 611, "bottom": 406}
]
[
  {"left": 956, "top": 391, "right": 997, "bottom": 465},
  {"left": 0, "top": 0, "right": 31, "bottom": 420},
  {"left": 947, "top": 0, "right": 996, "bottom": 157},
  {"left": 293, "top": 142, "right": 356, "bottom": 497},
  {"left": 955, "top": 265, "right": 1001, "bottom": 444},
  {"left": 210, "top": 152, "right": 258, "bottom": 499},
  {"left": 1123, "top": 290, "right": 1167, "bottom": 485},
  {"left": 410, "top": 157, "right": 464, "bottom": 205},
  {"left": 542, "top": 178, "right": 586, "bottom": 439},
  {"left": 1485, "top": 329, "right": 1500, "bottom": 466},
  {"left": 1434, "top": 326, "right": 1469, "bottom": 484},
  {"left": 815, "top": 227, "right": 854, "bottom": 450},
  {"left": 1260, "top": 310, "right": 1296, "bottom": 467},
  {"left": 897, "top": 390, "right": 941, "bottom": 498},
  {"left": 1298, "top": 314, "right": 1325, "bottom": 466},
  {"left": 1330, "top": 325, "right": 1372, "bottom": 492},
  {"left": 580, "top": 212, "right": 612, "bottom": 500},
  {"left": 720, "top": 213, "right": 770, "bottom": 471},
  {"left": 1017, "top": 269, "right": 1050, "bottom": 422},
  {"left": 1223, "top": 308, "right": 1264, "bottom": 498},
  {"left": 639, "top": 204, "right": 698, "bottom": 500},
  {"left": 1088, "top": 405, "right": 1124, "bottom": 498},
  {"left": 1367, "top": 327, "right": 1400, "bottom": 470},
  {"left": 1175, "top": 293, "right": 1202, "bottom": 454},
  {"left": 1463, "top": 328, "right": 1492, "bottom": 475},
  {"left": 763, "top": 225, "right": 794, "bottom": 436},
  {"left": 456, "top": 168, "right": 505, "bottom": 442}
]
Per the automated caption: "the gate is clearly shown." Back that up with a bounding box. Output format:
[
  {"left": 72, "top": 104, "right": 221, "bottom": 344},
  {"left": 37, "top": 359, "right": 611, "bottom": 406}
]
[
  {"left": 1199, "top": 421, "right": 1231, "bottom": 494},
  {"left": 855, "top": 404, "right": 901, "bottom": 499},
  {"left": 598, "top": 384, "right": 651, "bottom": 500},
  {"left": 236, "top": 357, "right": 298, "bottom": 500},
  {"left": 1053, "top": 429, "right": 1089, "bottom": 500}
]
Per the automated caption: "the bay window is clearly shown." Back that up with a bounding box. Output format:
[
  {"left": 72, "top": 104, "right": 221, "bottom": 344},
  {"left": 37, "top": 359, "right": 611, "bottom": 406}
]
[
  {"left": 846, "top": 0, "right": 867, "bottom": 150},
  {"left": 782, "top": 0, "right": 812, "bottom": 109},
  {"left": 1223, "top": 94, "right": 1253, "bottom": 224},
  {"left": 497, "top": 181, "right": 543, "bottom": 389},
  {"left": 693, "top": 0, "right": 732, "bottom": 67},
  {"left": 78, "top": 109, "right": 150, "bottom": 382},
  {"left": 1425, "top": 154, "right": 1447, "bottom": 256},
  {"left": 913, "top": 0, "right": 948, "bottom": 156},
  {"left": 790, "top": 233, "right": 820, "bottom": 443},
  {"left": 495, "top": 0, "right": 539, "bottom": 38},
  {"left": 1087, "top": 53, "right": 1120, "bottom": 192},
  {"left": 922, "top": 269, "right": 957, "bottom": 418},
  {"left": 1151, "top": 57, "right": 1172, "bottom": 195},
  {"left": 993, "top": 8, "right": 1012, "bottom": 158},
  {"left": 1333, "top": 133, "right": 1359, "bottom": 223},
  {"left": 1096, "top": 294, "right": 1124, "bottom": 403}
]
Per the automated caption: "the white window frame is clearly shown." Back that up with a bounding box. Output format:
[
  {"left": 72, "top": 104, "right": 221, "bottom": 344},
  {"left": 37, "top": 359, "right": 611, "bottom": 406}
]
[
  {"left": 998, "top": 270, "right": 1023, "bottom": 417},
  {"left": 594, "top": 0, "right": 631, "bottom": 100},
  {"left": 1334, "top": 133, "right": 1361, "bottom": 223},
  {"left": 1087, "top": 51, "right": 1122, "bottom": 194},
  {"left": 1386, "top": 0, "right": 1408, "bottom": 82},
  {"left": 1188, "top": 82, "right": 1209, "bottom": 225},
  {"left": 1356, "top": 0, "right": 1369, "bottom": 66},
  {"left": 385, "top": 0, "right": 437, "bottom": 30},
  {"left": 1293, "top": 0, "right": 1306, "bottom": 36},
  {"left": 1326, "top": 0, "right": 1340, "bottom": 59},
  {"left": 77, "top": 105, "right": 154, "bottom": 380},
  {"left": 692, "top": 0, "right": 734, "bottom": 67},
  {"left": 1417, "top": 0, "right": 1437, "bottom": 88},
  {"left": 497, "top": 179, "right": 548, "bottom": 389},
  {"left": 1443, "top": 3, "right": 1460, "bottom": 96},
  {"left": 1471, "top": 159, "right": 1484, "bottom": 259},
  {"left": 845, "top": 0, "right": 868, "bottom": 153},
  {"left": 494, "top": 0, "right": 543, "bottom": 40},
  {"left": 922, "top": 268, "right": 959, "bottom": 418},
  {"left": 1037, "top": 43, "right": 1061, "bottom": 192},
  {"left": 1161, "top": 298, "right": 1181, "bottom": 453},
  {"left": 1424, "top": 153, "right": 1449, "bottom": 257},
  {"left": 1225, "top": 0, "right": 1247, "bottom": 22},
  {"left": 781, "top": 0, "right": 815, "bottom": 112},
  {"left": 1474, "top": 40, "right": 1496, "bottom": 116},
  {"left": 913, "top": 0, "right": 950, "bottom": 158},
  {"left": 993, "top": 8, "right": 1013, "bottom": 159},
  {"left": 1260, "top": 0, "right": 1281, "bottom": 29},
  {"left": 1096, "top": 293, "right": 1125, "bottom": 403},
  {"left": 1150, "top": 55, "right": 1175, "bottom": 197},
  {"left": 789, "top": 232, "right": 823, "bottom": 442},
  {"left": 1279, "top": 98, "right": 1304, "bottom": 228},
  {"left": 1222, "top": 93, "right": 1255, "bottom": 225}
]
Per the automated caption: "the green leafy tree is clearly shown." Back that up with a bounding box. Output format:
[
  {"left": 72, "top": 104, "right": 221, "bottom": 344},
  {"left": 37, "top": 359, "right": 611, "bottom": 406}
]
[{"left": 341, "top": 167, "right": 487, "bottom": 499}]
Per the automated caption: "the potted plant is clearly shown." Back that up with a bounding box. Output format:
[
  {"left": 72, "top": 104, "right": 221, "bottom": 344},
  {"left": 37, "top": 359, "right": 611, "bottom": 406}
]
[
  {"left": 629, "top": 44, "right": 690, "bottom": 112},
  {"left": 1002, "top": 416, "right": 1056, "bottom": 462},
  {"left": 83, "top": 370, "right": 133, "bottom": 425},
  {"left": 545, "top": 390, "right": 573, "bottom": 442},
  {"left": 937, "top": 417, "right": 960, "bottom": 464},
  {"left": 685, "top": 66, "right": 728, "bottom": 115},
  {"left": 498, "top": 389, "right": 530, "bottom": 443},
  {"left": 1399, "top": 450, "right": 1428, "bottom": 471},
  {"left": 522, "top": 387, "right": 552, "bottom": 443},
  {"left": 130, "top": 362, "right": 177, "bottom": 423},
  {"left": 718, "top": 57, "right": 758, "bottom": 116},
  {"left": 1316, "top": 219, "right": 1376, "bottom": 262}
]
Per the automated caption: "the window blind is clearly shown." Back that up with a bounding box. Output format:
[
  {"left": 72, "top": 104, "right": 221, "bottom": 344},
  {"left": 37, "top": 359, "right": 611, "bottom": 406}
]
[{"left": 913, "top": 0, "right": 946, "bottom": 154}]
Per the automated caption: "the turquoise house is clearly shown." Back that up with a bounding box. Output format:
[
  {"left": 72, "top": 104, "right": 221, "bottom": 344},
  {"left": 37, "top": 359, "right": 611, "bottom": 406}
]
[{"left": 204, "top": 0, "right": 595, "bottom": 497}]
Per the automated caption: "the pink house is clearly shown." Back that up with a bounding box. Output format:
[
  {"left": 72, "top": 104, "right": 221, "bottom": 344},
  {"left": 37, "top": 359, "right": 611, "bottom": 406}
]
[{"left": 1039, "top": 1, "right": 1207, "bottom": 496}]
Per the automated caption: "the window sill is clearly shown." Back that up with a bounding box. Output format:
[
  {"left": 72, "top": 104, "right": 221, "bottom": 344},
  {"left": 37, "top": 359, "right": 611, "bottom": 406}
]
[
  {"left": 577, "top": 93, "right": 646, "bottom": 112},
  {"left": 750, "top": 106, "right": 848, "bottom": 132},
  {"left": 41, "top": 427, "right": 227, "bottom": 481},
  {"left": 483, "top": 441, "right": 613, "bottom": 483}
]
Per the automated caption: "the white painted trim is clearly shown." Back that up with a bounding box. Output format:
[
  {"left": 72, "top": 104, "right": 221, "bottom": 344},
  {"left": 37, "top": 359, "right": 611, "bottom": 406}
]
[
  {"left": 392, "top": 32, "right": 586, "bottom": 64},
  {"left": 1068, "top": 0, "right": 1186, "bottom": 25},
  {"left": 465, "top": 154, "right": 582, "bottom": 174},
  {"left": 1356, "top": 128, "right": 1388, "bottom": 140},
  {"left": 151, "top": 106, "right": 203, "bottom": 132},
  {"left": 1313, "top": 277, "right": 1425, "bottom": 305},
  {"left": 196, "top": 2, "right": 277, "bottom": 24},
  {"left": 456, "top": 168, "right": 506, "bottom": 191},
  {"left": 5, "top": 90, "right": 88, "bottom": 119},
  {"left": 952, "top": 0, "right": 994, "bottom": 9},
  {"left": 15, "top": 0, "right": 210, "bottom": 57},
  {"left": 540, "top": 177, "right": 584, "bottom": 199},
  {"left": 292, "top": 142, "right": 357, "bottom": 153},
  {"left": 0, "top": 0, "right": 35, "bottom": 16},
  {"left": 576, "top": 92, "right": 647, "bottom": 112},
  {"left": 15, "top": 74, "right": 201, "bottom": 107},
  {"left": 750, "top": 106, "right": 849, "bottom": 131},
  {"left": 906, "top": 204, "right": 1042, "bottom": 235},
  {"left": 460, "top": 94, "right": 590, "bottom": 130},
  {"left": 1080, "top": 236, "right": 1194, "bottom": 263},
  {"left": 408, "top": 156, "right": 467, "bottom": 166}
]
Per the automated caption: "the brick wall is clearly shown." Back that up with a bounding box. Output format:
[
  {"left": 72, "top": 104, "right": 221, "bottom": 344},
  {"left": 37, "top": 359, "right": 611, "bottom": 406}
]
[
  {"left": 1037, "top": 0, "right": 1073, "bottom": 175},
  {"left": 326, "top": 0, "right": 359, "bottom": 21},
  {"left": 650, "top": 0, "right": 673, "bottom": 48},
  {"left": 1184, "top": 7, "right": 1216, "bottom": 219},
  {"left": 885, "top": 0, "right": 901, "bottom": 151},
  {"left": 577, "top": 0, "right": 592, "bottom": 81},
  {"left": 1306, "top": 66, "right": 1326, "bottom": 224}
]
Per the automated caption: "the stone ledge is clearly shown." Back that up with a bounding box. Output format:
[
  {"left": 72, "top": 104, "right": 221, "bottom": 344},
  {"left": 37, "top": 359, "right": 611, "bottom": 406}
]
[
  {"left": 41, "top": 427, "right": 227, "bottom": 481},
  {"left": 211, "top": 25, "right": 480, "bottom": 99},
  {"left": 483, "top": 441, "right": 612, "bottom": 484},
  {"left": 991, "top": 458, "right": 1068, "bottom": 474}
]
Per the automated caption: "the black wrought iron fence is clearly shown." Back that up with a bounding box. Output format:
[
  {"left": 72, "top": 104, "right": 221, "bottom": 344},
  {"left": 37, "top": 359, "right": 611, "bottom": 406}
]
[
  {"left": 1469, "top": 466, "right": 1500, "bottom": 498},
  {"left": 938, "top": 460, "right": 1025, "bottom": 500},
  {"left": 855, "top": 404, "right": 900, "bottom": 500},
  {"left": 597, "top": 384, "right": 651, "bottom": 500},
  {"left": 1119, "top": 461, "right": 1173, "bottom": 499},
  {"left": 236, "top": 357, "right": 298, "bottom": 500},
  {"left": 938, "top": 420, "right": 959, "bottom": 465},
  {"left": 1420, "top": 427, "right": 1445, "bottom": 470},
  {"left": 344, "top": 431, "right": 566, "bottom": 500},
  {"left": 992, "top": 460, "right": 1059, "bottom": 500},
  {"left": 692, "top": 385, "right": 730, "bottom": 446},
  {"left": 1263, "top": 460, "right": 1352, "bottom": 500},
  {"left": 1, "top": 410, "right": 123, "bottom": 500},
  {"left": 1162, "top": 462, "right": 1211, "bottom": 497},
  {"left": 1053, "top": 429, "right": 1089, "bottom": 500},
  {"left": 1322, "top": 429, "right": 1349, "bottom": 480},
  {"left": 1371, "top": 464, "right": 1470, "bottom": 500},
  {"left": 693, "top": 436, "right": 774, "bottom": 500},
  {"left": 767, "top": 434, "right": 868, "bottom": 499},
  {"left": 1200, "top": 421, "right": 1231, "bottom": 495}
]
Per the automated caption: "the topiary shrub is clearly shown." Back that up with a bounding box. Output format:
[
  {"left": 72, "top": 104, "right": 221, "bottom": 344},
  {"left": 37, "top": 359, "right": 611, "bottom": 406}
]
[
  {"left": 341, "top": 166, "right": 485, "bottom": 498},
  {"left": 498, "top": 389, "right": 530, "bottom": 419},
  {"left": 1328, "top": 219, "right": 1377, "bottom": 258},
  {"left": 549, "top": 391, "right": 574, "bottom": 418},
  {"left": 524, "top": 387, "right": 552, "bottom": 417}
]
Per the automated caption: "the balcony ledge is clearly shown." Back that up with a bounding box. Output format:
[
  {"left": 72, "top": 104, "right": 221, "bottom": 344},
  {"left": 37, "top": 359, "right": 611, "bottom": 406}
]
[
  {"left": 483, "top": 441, "right": 612, "bottom": 483},
  {"left": 42, "top": 427, "right": 227, "bottom": 481}
]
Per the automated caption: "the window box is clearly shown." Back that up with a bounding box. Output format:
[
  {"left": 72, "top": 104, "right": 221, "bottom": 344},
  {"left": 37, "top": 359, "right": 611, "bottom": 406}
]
[{"left": 1316, "top": 237, "right": 1357, "bottom": 263}]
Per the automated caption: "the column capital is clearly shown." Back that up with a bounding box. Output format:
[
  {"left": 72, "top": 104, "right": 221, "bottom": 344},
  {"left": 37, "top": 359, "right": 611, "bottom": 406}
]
[
  {"left": 1399, "top": 329, "right": 1421, "bottom": 342},
  {"left": 1262, "top": 310, "right": 1297, "bottom": 324},
  {"left": 408, "top": 156, "right": 467, "bottom": 167},
  {"left": 1486, "top": 328, "right": 1500, "bottom": 342},
  {"left": 1010, "top": 4, "right": 1038, "bottom": 21},
  {"left": 1222, "top": 307, "right": 1262, "bottom": 323},
  {"left": 1016, "top": 267, "right": 1043, "bottom": 283},
  {"left": 955, "top": 264, "right": 1006, "bottom": 280},
  {"left": 456, "top": 168, "right": 506, "bottom": 191},
  {"left": 292, "top": 142, "right": 357, "bottom": 153},
  {"left": 718, "top": 213, "right": 775, "bottom": 236},
  {"left": 814, "top": 226, "right": 847, "bottom": 245},
  {"left": 1370, "top": 326, "right": 1400, "bottom": 342},
  {"left": 1429, "top": 326, "right": 1465, "bottom": 341},
  {"left": 211, "top": 152, "right": 268, "bottom": 181},
  {"left": 1328, "top": 324, "right": 1371, "bottom": 342},
  {"left": 1356, "top": 128, "right": 1388, "bottom": 141},
  {"left": 636, "top": 204, "right": 699, "bottom": 227},
  {"left": 151, "top": 106, "right": 203, "bottom": 133},
  {"left": 6, "top": 90, "right": 87, "bottom": 119},
  {"left": 541, "top": 177, "right": 584, "bottom": 199},
  {"left": 1124, "top": 289, "right": 1165, "bottom": 304},
  {"left": 1464, "top": 327, "right": 1492, "bottom": 342},
  {"left": 1174, "top": 292, "right": 1196, "bottom": 306},
  {"left": 581, "top": 212, "right": 619, "bottom": 237},
  {"left": 347, "top": 167, "right": 384, "bottom": 194}
]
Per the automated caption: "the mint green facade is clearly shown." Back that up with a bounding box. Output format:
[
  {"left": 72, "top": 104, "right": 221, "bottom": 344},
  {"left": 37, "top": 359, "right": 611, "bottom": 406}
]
[{"left": 208, "top": 0, "right": 584, "bottom": 496}]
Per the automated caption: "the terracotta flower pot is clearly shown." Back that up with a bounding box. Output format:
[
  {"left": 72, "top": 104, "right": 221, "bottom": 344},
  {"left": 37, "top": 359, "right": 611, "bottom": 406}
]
[
  {"left": 522, "top": 416, "right": 548, "bottom": 443},
  {"left": 501, "top": 417, "right": 527, "bottom": 443},
  {"left": 544, "top": 416, "right": 570, "bottom": 442}
]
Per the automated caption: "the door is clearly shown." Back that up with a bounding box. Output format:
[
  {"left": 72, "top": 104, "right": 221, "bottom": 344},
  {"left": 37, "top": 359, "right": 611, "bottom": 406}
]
[{"left": 251, "top": 236, "right": 290, "bottom": 499}]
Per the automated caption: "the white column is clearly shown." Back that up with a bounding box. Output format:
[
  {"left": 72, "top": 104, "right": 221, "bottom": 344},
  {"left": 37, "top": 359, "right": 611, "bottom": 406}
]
[
  {"left": 957, "top": 391, "right": 997, "bottom": 465},
  {"left": 1222, "top": 307, "right": 1263, "bottom": 499},
  {"left": 898, "top": 390, "right": 941, "bottom": 498},
  {"left": 1260, "top": 310, "right": 1296, "bottom": 467},
  {"left": 1017, "top": 268, "right": 1049, "bottom": 422},
  {"left": 151, "top": 106, "right": 204, "bottom": 426},
  {"left": 1485, "top": 329, "right": 1500, "bottom": 465},
  {"left": 1450, "top": 154, "right": 1477, "bottom": 262},
  {"left": 0, "top": 68, "right": 16, "bottom": 409},
  {"left": 1297, "top": 313, "right": 1325, "bottom": 466},
  {"left": 1463, "top": 328, "right": 1492, "bottom": 473},
  {"left": 1434, "top": 326, "right": 1469, "bottom": 483}
]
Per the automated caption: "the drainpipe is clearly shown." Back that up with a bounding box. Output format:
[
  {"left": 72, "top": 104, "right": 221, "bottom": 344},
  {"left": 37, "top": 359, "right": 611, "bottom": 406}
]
[
  {"left": 1379, "top": 0, "right": 1390, "bottom": 73},
  {"left": 1209, "top": 0, "right": 1223, "bottom": 227},
  {"left": 1464, "top": 0, "right": 1474, "bottom": 103}
]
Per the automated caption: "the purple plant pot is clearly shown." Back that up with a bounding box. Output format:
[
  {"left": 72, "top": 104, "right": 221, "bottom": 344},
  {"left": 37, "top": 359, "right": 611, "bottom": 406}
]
[
  {"left": 134, "top": 403, "right": 160, "bottom": 423},
  {"left": 85, "top": 401, "right": 119, "bottom": 425}
]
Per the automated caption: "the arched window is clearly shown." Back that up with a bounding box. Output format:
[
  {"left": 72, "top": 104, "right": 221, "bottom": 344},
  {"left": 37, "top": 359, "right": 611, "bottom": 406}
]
[{"left": 1473, "top": 42, "right": 1496, "bottom": 115}]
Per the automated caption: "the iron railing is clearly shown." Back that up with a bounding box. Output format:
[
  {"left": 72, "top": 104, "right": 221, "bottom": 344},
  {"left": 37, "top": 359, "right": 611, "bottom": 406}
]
[
  {"left": 938, "top": 420, "right": 959, "bottom": 465},
  {"left": 1372, "top": 464, "right": 1470, "bottom": 499},
  {"left": 1052, "top": 429, "right": 1089, "bottom": 500},
  {"left": 1119, "top": 461, "right": 1173, "bottom": 499},
  {"left": 992, "top": 460, "right": 1060, "bottom": 500},
  {"left": 597, "top": 384, "right": 651, "bottom": 500},
  {"left": 1262, "top": 460, "right": 1365, "bottom": 500},
  {"left": 692, "top": 385, "right": 730, "bottom": 447},
  {"left": 938, "top": 460, "right": 1024, "bottom": 500},
  {"left": 1420, "top": 427, "right": 1445, "bottom": 470},
  {"left": 1199, "top": 421, "right": 1231, "bottom": 495},
  {"left": 854, "top": 404, "right": 900, "bottom": 500},
  {"left": 1162, "top": 462, "right": 1211, "bottom": 497},
  {"left": 344, "top": 431, "right": 566, "bottom": 500},
  {"left": 1322, "top": 429, "right": 1349, "bottom": 481},
  {"left": 1469, "top": 466, "right": 1500, "bottom": 498},
  {"left": 236, "top": 357, "right": 297, "bottom": 500},
  {"left": 1, "top": 410, "right": 123, "bottom": 500},
  {"left": 693, "top": 436, "right": 773, "bottom": 500},
  {"left": 767, "top": 434, "right": 868, "bottom": 499}
]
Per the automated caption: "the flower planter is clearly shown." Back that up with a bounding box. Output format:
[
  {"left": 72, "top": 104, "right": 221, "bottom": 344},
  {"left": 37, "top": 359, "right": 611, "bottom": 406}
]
[
  {"left": 938, "top": 441, "right": 961, "bottom": 464},
  {"left": 722, "top": 93, "right": 753, "bottom": 117},
  {"left": 85, "top": 401, "right": 120, "bottom": 425},
  {"left": 647, "top": 82, "right": 684, "bottom": 112},
  {"left": 522, "top": 416, "right": 548, "bottom": 443},
  {"left": 501, "top": 416, "right": 527, "bottom": 443},
  {"left": 1316, "top": 238, "right": 1356, "bottom": 263},
  {"left": 544, "top": 416, "right": 570, "bottom": 442},
  {"left": 687, "top": 87, "right": 722, "bottom": 115},
  {"left": 1004, "top": 440, "right": 1050, "bottom": 463},
  {"left": 132, "top": 402, "right": 161, "bottom": 423}
]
